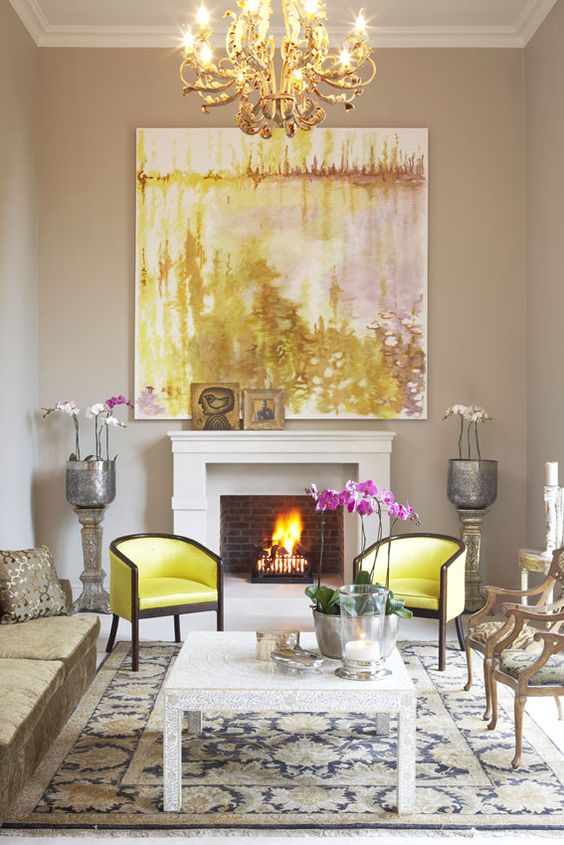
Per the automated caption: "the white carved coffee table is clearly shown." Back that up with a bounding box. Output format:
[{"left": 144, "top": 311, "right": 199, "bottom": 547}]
[{"left": 163, "top": 631, "right": 416, "bottom": 814}]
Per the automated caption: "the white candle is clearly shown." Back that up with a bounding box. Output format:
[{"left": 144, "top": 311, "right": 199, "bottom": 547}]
[
  {"left": 545, "top": 461, "right": 559, "bottom": 487},
  {"left": 344, "top": 638, "right": 381, "bottom": 662}
]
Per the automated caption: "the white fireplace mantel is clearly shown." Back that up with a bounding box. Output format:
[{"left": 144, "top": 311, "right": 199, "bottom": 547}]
[{"left": 168, "top": 430, "right": 395, "bottom": 578}]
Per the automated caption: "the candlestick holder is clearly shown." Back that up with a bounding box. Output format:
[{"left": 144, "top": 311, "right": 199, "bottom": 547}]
[
  {"left": 335, "top": 584, "right": 389, "bottom": 681},
  {"left": 544, "top": 484, "right": 563, "bottom": 553}
]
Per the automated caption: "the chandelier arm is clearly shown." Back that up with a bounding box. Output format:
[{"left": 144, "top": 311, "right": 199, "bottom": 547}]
[
  {"left": 195, "top": 88, "right": 243, "bottom": 108},
  {"left": 314, "top": 59, "right": 376, "bottom": 91}
]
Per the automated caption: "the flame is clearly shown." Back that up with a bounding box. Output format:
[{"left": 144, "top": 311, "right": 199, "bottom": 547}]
[{"left": 271, "top": 510, "right": 302, "bottom": 556}]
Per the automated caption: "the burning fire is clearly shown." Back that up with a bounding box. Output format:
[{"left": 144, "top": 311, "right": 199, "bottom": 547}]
[
  {"left": 271, "top": 510, "right": 302, "bottom": 556},
  {"left": 254, "top": 509, "right": 312, "bottom": 581}
]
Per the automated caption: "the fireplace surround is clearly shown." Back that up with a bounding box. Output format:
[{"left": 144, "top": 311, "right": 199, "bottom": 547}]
[{"left": 168, "top": 430, "right": 395, "bottom": 584}]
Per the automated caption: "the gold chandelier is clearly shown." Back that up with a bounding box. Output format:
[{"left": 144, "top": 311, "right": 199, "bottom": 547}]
[{"left": 179, "top": 0, "right": 376, "bottom": 138}]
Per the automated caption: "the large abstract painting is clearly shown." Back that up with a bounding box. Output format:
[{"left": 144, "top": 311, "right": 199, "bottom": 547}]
[{"left": 135, "top": 128, "right": 428, "bottom": 419}]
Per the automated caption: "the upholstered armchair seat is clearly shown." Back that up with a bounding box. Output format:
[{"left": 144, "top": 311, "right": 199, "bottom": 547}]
[
  {"left": 500, "top": 649, "right": 564, "bottom": 686},
  {"left": 388, "top": 577, "right": 441, "bottom": 611},
  {"left": 138, "top": 578, "right": 217, "bottom": 610},
  {"left": 106, "top": 533, "right": 224, "bottom": 671}
]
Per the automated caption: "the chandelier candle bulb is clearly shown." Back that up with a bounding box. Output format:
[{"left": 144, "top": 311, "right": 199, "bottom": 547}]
[
  {"left": 545, "top": 462, "right": 559, "bottom": 487},
  {"left": 196, "top": 3, "right": 209, "bottom": 27}
]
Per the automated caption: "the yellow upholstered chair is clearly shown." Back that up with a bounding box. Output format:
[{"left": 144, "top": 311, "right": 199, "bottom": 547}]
[
  {"left": 353, "top": 533, "right": 466, "bottom": 671},
  {"left": 106, "top": 533, "right": 223, "bottom": 671}
]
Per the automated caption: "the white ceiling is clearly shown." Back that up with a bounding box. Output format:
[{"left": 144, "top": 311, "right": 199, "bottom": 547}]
[{"left": 9, "top": 0, "right": 557, "bottom": 47}]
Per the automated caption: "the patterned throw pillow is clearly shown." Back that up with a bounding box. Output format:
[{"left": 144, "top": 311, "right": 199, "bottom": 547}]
[{"left": 0, "top": 546, "right": 68, "bottom": 624}]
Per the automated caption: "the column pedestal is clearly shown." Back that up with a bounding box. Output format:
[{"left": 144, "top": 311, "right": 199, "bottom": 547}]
[
  {"left": 456, "top": 507, "right": 489, "bottom": 612},
  {"left": 72, "top": 506, "right": 111, "bottom": 613}
]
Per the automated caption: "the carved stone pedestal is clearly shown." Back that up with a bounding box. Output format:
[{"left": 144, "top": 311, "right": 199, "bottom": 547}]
[
  {"left": 456, "top": 507, "right": 489, "bottom": 612},
  {"left": 73, "top": 506, "right": 110, "bottom": 614}
]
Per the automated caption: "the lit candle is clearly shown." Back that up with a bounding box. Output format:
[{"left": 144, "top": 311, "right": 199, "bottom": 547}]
[
  {"left": 545, "top": 462, "right": 559, "bottom": 487},
  {"left": 344, "top": 638, "right": 380, "bottom": 662}
]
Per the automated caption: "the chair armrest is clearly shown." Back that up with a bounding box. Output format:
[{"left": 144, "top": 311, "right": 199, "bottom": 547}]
[
  {"left": 499, "top": 605, "right": 564, "bottom": 625},
  {"left": 533, "top": 629, "right": 564, "bottom": 651},
  {"left": 492, "top": 605, "right": 564, "bottom": 653},
  {"left": 468, "top": 582, "right": 550, "bottom": 629},
  {"left": 109, "top": 545, "right": 138, "bottom": 620}
]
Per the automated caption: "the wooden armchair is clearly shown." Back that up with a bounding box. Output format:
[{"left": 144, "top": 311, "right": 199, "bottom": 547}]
[
  {"left": 487, "top": 603, "right": 564, "bottom": 768},
  {"left": 464, "top": 546, "right": 564, "bottom": 720}
]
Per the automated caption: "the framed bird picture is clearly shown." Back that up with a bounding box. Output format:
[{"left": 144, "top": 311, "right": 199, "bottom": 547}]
[{"left": 191, "top": 383, "right": 240, "bottom": 431}]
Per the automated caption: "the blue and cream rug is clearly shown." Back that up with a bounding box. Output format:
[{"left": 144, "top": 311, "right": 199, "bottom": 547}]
[{"left": 4, "top": 641, "right": 564, "bottom": 833}]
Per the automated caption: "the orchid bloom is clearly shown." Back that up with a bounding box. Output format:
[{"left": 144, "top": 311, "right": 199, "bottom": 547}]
[
  {"left": 105, "top": 394, "right": 132, "bottom": 411},
  {"left": 104, "top": 416, "right": 126, "bottom": 428},
  {"left": 53, "top": 401, "right": 80, "bottom": 416},
  {"left": 444, "top": 402, "right": 492, "bottom": 460},
  {"left": 86, "top": 403, "right": 106, "bottom": 419}
]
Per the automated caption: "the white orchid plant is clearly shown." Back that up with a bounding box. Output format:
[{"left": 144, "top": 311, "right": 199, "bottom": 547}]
[
  {"left": 42, "top": 395, "right": 131, "bottom": 461},
  {"left": 443, "top": 404, "right": 492, "bottom": 461}
]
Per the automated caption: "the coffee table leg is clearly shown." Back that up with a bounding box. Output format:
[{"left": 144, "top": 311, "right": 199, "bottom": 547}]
[
  {"left": 397, "top": 697, "right": 416, "bottom": 814},
  {"left": 163, "top": 692, "right": 182, "bottom": 812}
]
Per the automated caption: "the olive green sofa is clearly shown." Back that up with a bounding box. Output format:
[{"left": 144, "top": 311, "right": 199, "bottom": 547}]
[{"left": 0, "top": 581, "right": 100, "bottom": 826}]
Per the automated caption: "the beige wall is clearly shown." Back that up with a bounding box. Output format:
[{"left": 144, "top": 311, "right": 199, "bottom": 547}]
[
  {"left": 36, "top": 47, "right": 527, "bottom": 587},
  {"left": 526, "top": 0, "right": 564, "bottom": 549},
  {"left": 0, "top": 1, "right": 37, "bottom": 547}
]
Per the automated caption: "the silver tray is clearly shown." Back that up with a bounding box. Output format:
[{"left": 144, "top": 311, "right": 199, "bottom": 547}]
[{"left": 271, "top": 646, "right": 324, "bottom": 671}]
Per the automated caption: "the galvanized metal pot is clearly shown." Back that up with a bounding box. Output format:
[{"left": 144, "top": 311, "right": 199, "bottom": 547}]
[
  {"left": 313, "top": 610, "right": 400, "bottom": 660},
  {"left": 66, "top": 460, "right": 116, "bottom": 508},
  {"left": 447, "top": 459, "right": 497, "bottom": 510},
  {"left": 312, "top": 610, "right": 342, "bottom": 659}
]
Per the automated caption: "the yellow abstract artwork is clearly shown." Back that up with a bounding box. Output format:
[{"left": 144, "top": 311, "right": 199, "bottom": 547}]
[{"left": 135, "top": 128, "right": 428, "bottom": 419}]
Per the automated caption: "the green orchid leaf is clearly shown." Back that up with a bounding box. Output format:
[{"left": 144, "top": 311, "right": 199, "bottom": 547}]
[
  {"left": 306, "top": 584, "right": 341, "bottom": 614},
  {"left": 354, "top": 569, "right": 371, "bottom": 585}
]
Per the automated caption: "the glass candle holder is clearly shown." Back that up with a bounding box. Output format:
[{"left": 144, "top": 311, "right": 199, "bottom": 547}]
[{"left": 336, "top": 584, "right": 388, "bottom": 681}]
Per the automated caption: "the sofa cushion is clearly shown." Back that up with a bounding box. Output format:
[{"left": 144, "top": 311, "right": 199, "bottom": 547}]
[
  {"left": 0, "top": 658, "right": 65, "bottom": 749},
  {"left": 0, "top": 546, "right": 68, "bottom": 624},
  {"left": 0, "top": 615, "right": 100, "bottom": 679}
]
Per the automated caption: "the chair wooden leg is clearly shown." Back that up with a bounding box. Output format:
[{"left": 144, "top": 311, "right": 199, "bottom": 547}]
[
  {"left": 174, "top": 614, "right": 181, "bottom": 644},
  {"left": 556, "top": 696, "right": 564, "bottom": 720},
  {"left": 217, "top": 605, "right": 224, "bottom": 632},
  {"left": 106, "top": 614, "right": 119, "bottom": 653},
  {"left": 438, "top": 614, "right": 446, "bottom": 671},
  {"left": 132, "top": 618, "right": 140, "bottom": 672},
  {"left": 455, "top": 615, "right": 465, "bottom": 650},
  {"left": 512, "top": 696, "right": 526, "bottom": 769},
  {"left": 487, "top": 674, "right": 498, "bottom": 731},
  {"left": 481, "top": 656, "right": 494, "bottom": 720},
  {"left": 464, "top": 641, "right": 473, "bottom": 691}
]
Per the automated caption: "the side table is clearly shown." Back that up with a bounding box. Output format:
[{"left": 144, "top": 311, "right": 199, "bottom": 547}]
[{"left": 518, "top": 548, "right": 553, "bottom": 606}]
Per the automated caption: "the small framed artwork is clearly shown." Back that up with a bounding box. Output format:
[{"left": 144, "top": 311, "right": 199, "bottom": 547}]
[
  {"left": 191, "top": 383, "right": 240, "bottom": 430},
  {"left": 243, "top": 388, "right": 285, "bottom": 430}
]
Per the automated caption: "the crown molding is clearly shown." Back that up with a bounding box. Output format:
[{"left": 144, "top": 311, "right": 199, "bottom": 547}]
[
  {"left": 514, "top": 0, "right": 557, "bottom": 44},
  {"left": 8, "top": 0, "right": 558, "bottom": 49},
  {"left": 8, "top": 0, "right": 49, "bottom": 44}
]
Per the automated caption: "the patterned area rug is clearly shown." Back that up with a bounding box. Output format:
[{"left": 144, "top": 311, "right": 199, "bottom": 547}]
[{"left": 4, "top": 641, "right": 564, "bottom": 833}]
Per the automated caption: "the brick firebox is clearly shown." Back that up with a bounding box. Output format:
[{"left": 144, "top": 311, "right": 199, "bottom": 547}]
[{"left": 220, "top": 495, "right": 344, "bottom": 577}]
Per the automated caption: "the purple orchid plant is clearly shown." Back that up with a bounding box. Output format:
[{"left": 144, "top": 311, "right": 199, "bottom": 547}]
[
  {"left": 42, "top": 395, "right": 132, "bottom": 461},
  {"left": 305, "top": 480, "right": 420, "bottom": 618}
]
